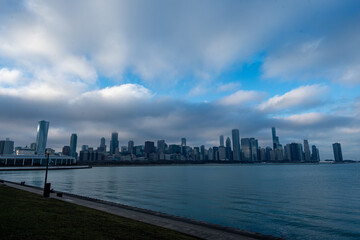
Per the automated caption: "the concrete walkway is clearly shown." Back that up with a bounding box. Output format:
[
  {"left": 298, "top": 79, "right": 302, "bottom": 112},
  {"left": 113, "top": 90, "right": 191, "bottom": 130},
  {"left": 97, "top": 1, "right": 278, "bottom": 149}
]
[{"left": 1, "top": 180, "right": 280, "bottom": 240}]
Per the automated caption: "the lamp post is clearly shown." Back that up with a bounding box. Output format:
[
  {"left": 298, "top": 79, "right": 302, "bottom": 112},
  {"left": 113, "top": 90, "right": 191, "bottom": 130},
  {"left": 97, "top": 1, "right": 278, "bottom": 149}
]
[{"left": 43, "top": 150, "right": 50, "bottom": 197}]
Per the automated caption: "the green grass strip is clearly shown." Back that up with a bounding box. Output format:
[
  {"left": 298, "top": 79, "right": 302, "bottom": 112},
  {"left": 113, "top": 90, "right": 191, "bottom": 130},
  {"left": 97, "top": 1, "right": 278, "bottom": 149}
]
[{"left": 0, "top": 185, "right": 200, "bottom": 240}]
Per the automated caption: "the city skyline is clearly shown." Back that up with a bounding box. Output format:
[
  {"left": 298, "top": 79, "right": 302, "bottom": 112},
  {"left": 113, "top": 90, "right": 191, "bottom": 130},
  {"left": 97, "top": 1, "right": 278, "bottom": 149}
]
[
  {"left": 1, "top": 1, "right": 360, "bottom": 160},
  {"left": 0, "top": 121, "right": 344, "bottom": 161}
]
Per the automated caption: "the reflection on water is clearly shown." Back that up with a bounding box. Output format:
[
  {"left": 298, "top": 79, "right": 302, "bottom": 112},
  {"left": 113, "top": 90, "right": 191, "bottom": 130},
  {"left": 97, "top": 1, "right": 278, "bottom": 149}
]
[{"left": 1, "top": 164, "right": 360, "bottom": 239}]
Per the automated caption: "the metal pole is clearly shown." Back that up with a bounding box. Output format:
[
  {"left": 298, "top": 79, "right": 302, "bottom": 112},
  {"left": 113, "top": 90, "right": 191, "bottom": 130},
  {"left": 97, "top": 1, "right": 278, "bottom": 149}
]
[{"left": 43, "top": 151, "right": 50, "bottom": 197}]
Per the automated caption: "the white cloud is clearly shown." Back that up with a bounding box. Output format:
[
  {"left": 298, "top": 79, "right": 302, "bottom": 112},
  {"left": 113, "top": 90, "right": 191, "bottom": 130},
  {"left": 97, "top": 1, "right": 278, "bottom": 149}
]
[
  {"left": 217, "top": 82, "right": 241, "bottom": 92},
  {"left": 257, "top": 85, "right": 328, "bottom": 112},
  {"left": 73, "top": 84, "right": 153, "bottom": 105},
  {"left": 0, "top": 68, "right": 21, "bottom": 85},
  {"left": 280, "top": 112, "right": 325, "bottom": 125},
  {"left": 218, "top": 90, "right": 265, "bottom": 106}
]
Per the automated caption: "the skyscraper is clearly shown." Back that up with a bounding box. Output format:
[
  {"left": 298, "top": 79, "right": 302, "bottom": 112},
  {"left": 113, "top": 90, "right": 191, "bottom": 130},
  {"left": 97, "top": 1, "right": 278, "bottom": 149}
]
[
  {"left": 303, "top": 140, "right": 311, "bottom": 162},
  {"left": 241, "top": 138, "right": 251, "bottom": 161},
  {"left": 232, "top": 129, "right": 240, "bottom": 161},
  {"left": 289, "top": 143, "right": 303, "bottom": 162},
  {"left": 0, "top": 138, "right": 14, "bottom": 155},
  {"left": 157, "top": 140, "right": 165, "bottom": 154},
  {"left": 311, "top": 145, "right": 320, "bottom": 162},
  {"left": 241, "top": 138, "right": 258, "bottom": 162},
  {"left": 144, "top": 141, "right": 155, "bottom": 154},
  {"left": 225, "top": 137, "right": 232, "bottom": 160},
  {"left": 35, "top": 120, "right": 49, "bottom": 155},
  {"left": 128, "top": 140, "right": 134, "bottom": 154},
  {"left": 110, "top": 132, "right": 119, "bottom": 155},
  {"left": 99, "top": 137, "right": 106, "bottom": 152},
  {"left": 333, "top": 143, "right": 343, "bottom": 162},
  {"left": 272, "top": 127, "right": 280, "bottom": 150},
  {"left": 70, "top": 133, "right": 77, "bottom": 158},
  {"left": 219, "top": 135, "right": 224, "bottom": 147},
  {"left": 181, "top": 138, "right": 186, "bottom": 147},
  {"left": 62, "top": 146, "right": 71, "bottom": 156}
]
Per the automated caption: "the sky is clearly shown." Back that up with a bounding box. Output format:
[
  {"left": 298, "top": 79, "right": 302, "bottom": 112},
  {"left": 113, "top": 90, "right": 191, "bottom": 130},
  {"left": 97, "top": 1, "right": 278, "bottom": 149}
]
[{"left": 1, "top": 0, "right": 360, "bottom": 160}]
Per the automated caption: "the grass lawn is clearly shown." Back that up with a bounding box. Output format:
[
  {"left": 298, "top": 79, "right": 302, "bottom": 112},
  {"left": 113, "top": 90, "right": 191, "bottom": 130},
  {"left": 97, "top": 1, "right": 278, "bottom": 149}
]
[{"left": 0, "top": 185, "right": 200, "bottom": 240}]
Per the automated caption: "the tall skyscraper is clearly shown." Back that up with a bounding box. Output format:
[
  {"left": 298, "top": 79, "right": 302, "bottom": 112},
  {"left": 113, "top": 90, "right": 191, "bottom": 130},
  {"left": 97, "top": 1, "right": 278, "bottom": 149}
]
[
  {"left": 333, "top": 143, "right": 343, "bottom": 162},
  {"left": 225, "top": 137, "right": 232, "bottom": 160},
  {"left": 289, "top": 143, "right": 303, "bottom": 162},
  {"left": 70, "top": 133, "right": 77, "bottom": 158},
  {"left": 99, "top": 137, "right": 106, "bottom": 152},
  {"left": 144, "top": 141, "right": 155, "bottom": 154},
  {"left": 181, "top": 138, "right": 186, "bottom": 147},
  {"left": 110, "top": 132, "right": 119, "bottom": 155},
  {"left": 241, "top": 138, "right": 258, "bottom": 161},
  {"left": 157, "top": 140, "right": 165, "bottom": 154},
  {"left": 311, "top": 145, "right": 320, "bottom": 162},
  {"left": 241, "top": 138, "right": 251, "bottom": 161},
  {"left": 128, "top": 140, "right": 134, "bottom": 154},
  {"left": 232, "top": 129, "right": 240, "bottom": 161},
  {"left": 303, "top": 140, "right": 311, "bottom": 162},
  {"left": 272, "top": 127, "right": 280, "bottom": 150},
  {"left": 35, "top": 120, "right": 49, "bottom": 155},
  {"left": 219, "top": 135, "right": 224, "bottom": 147}
]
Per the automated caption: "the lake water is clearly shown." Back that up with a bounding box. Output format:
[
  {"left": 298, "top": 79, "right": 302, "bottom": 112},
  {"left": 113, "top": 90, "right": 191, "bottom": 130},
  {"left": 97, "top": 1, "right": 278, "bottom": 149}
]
[{"left": 1, "top": 164, "right": 360, "bottom": 239}]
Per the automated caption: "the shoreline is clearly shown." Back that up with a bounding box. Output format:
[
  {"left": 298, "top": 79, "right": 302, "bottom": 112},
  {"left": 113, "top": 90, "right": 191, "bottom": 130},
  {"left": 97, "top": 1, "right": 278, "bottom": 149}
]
[
  {"left": 1, "top": 179, "right": 280, "bottom": 240},
  {"left": 0, "top": 165, "right": 92, "bottom": 171}
]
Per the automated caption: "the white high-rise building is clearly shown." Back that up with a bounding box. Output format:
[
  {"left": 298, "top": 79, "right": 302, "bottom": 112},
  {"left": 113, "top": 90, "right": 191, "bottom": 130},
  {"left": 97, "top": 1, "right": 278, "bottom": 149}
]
[{"left": 35, "top": 120, "right": 49, "bottom": 155}]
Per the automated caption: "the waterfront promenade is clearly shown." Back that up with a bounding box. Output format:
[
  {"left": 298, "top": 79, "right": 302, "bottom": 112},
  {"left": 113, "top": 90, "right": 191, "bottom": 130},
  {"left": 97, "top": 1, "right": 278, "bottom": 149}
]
[{"left": 1, "top": 180, "right": 278, "bottom": 240}]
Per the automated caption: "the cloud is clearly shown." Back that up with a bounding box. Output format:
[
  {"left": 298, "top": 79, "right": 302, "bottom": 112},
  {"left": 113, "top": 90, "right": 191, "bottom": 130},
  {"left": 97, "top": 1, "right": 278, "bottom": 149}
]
[
  {"left": 0, "top": 68, "right": 21, "bottom": 85},
  {"left": 218, "top": 90, "right": 265, "bottom": 106},
  {"left": 257, "top": 85, "right": 328, "bottom": 112},
  {"left": 217, "top": 82, "right": 241, "bottom": 92},
  {"left": 0, "top": 1, "right": 360, "bottom": 161},
  {"left": 2, "top": 0, "right": 353, "bottom": 87}
]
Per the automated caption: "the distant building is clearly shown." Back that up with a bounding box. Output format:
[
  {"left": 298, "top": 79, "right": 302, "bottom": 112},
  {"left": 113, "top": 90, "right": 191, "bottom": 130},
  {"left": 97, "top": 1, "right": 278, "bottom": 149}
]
[
  {"left": 219, "top": 135, "right": 224, "bottom": 147},
  {"left": 110, "top": 132, "right": 119, "bottom": 155},
  {"left": 225, "top": 137, "right": 232, "bottom": 160},
  {"left": 289, "top": 143, "right": 303, "bottom": 162},
  {"left": 70, "top": 133, "right": 77, "bottom": 158},
  {"left": 35, "top": 120, "right": 49, "bottom": 155},
  {"left": 311, "top": 145, "right": 320, "bottom": 162},
  {"left": 144, "top": 141, "right": 155, "bottom": 155},
  {"left": 15, "top": 147, "right": 35, "bottom": 155},
  {"left": 272, "top": 127, "right": 281, "bottom": 150},
  {"left": 81, "top": 145, "right": 89, "bottom": 151},
  {"left": 0, "top": 155, "right": 75, "bottom": 167},
  {"left": 232, "top": 129, "right": 241, "bottom": 161},
  {"left": 333, "top": 143, "right": 343, "bottom": 162},
  {"left": 128, "top": 140, "right": 134, "bottom": 155},
  {"left": 62, "top": 146, "right": 71, "bottom": 156},
  {"left": 241, "top": 138, "right": 258, "bottom": 162},
  {"left": 218, "top": 146, "right": 226, "bottom": 161},
  {"left": 181, "top": 138, "right": 186, "bottom": 147},
  {"left": 208, "top": 147, "right": 214, "bottom": 160},
  {"left": 303, "top": 140, "right": 311, "bottom": 162},
  {"left": 30, "top": 142, "right": 36, "bottom": 150},
  {"left": 0, "top": 138, "right": 14, "bottom": 155},
  {"left": 169, "top": 144, "right": 181, "bottom": 154},
  {"left": 157, "top": 140, "right": 166, "bottom": 154}
]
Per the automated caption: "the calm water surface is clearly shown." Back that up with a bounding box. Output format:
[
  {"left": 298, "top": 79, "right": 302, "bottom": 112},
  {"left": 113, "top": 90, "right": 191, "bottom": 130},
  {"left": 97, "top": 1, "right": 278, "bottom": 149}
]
[{"left": 1, "top": 164, "right": 360, "bottom": 239}]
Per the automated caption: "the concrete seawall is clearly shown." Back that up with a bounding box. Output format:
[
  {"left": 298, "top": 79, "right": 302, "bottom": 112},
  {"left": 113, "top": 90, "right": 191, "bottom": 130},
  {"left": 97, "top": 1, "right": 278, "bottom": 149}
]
[
  {"left": 0, "top": 165, "right": 91, "bottom": 171},
  {"left": 0, "top": 179, "right": 281, "bottom": 240}
]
